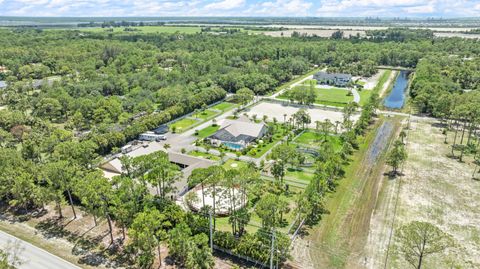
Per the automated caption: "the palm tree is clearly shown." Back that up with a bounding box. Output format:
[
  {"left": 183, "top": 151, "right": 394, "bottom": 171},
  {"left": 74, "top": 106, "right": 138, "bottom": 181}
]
[
  {"left": 399, "top": 129, "right": 407, "bottom": 144},
  {"left": 334, "top": 121, "right": 341, "bottom": 134},
  {"left": 163, "top": 143, "right": 171, "bottom": 151}
]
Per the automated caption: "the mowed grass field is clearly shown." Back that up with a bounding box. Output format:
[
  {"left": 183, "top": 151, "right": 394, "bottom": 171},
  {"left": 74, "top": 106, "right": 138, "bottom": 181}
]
[
  {"left": 279, "top": 86, "right": 354, "bottom": 107},
  {"left": 170, "top": 118, "right": 199, "bottom": 132},
  {"left": 191, "top": 109, "right": 218, "bottom": 120},
  {"left": 195, "top": 125, "right": 220, "bottom": 138},
  {"left": 314, "top": 87, "right": 353, "bottom": 106},
  {"left": 294, "top": 131, "right": 343, "bottom": 152},
  {"left": 210, "top": 102, "right": 237, "bottom": 112}
]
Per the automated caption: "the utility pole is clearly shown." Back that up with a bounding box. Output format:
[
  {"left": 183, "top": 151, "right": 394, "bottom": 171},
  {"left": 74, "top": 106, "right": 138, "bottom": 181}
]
[
  {"left": 209, "top": 209, "right": 213, "bottom": 252},
  {"left": 270, "top": 229, "right": 275, "bottom": 269}
]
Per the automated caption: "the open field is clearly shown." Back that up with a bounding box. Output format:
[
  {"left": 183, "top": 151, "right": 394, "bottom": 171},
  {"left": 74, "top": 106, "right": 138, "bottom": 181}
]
[
  {"left": 170, "top": 118, "right": 200, "bottom": 132},
  {"left": 285, "top": 168, "right": 315, "bottom": 183},
  {"left": 196, "top": 124, "right": 220, "bottom": 138},
  {"left": 313, "top": 88, "right": 353, "bottom": 107},
  {"left": 264, "top": 29, "right": 366, "bottom": 38},
  {"left": 293, "top": 131, "right": 343, "bottom": 152},
  {"left": 364, "top": 117, "right": 480, "bottom": 269},
  {"left": 80, "top": 26, "right": 201, "bottom": 34},
  {"left": 291, "top": 115, "right": 404, "bottom": 268},
  {"left": 279, "top": 86, "right": 354, "bottom": 107},
  {"left": 222, "top": 159, "right": 248, "bottom": 171},
  {"left": 192, "top": 109, "right": 219, "bottom": 120},
  {"left": 210, "top": 102, "right": 237, "bottom": 112},
  {"left": 246, "top": 101, "right": 359, "bottom": 129}
]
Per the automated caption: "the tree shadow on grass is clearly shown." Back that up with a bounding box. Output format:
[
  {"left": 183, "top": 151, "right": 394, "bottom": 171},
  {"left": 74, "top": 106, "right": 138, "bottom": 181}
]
[{"left": 384, "top": 171, "right": 404, "bottom": 180}]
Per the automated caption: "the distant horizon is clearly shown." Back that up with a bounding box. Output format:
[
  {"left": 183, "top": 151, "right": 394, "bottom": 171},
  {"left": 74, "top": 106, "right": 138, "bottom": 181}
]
[
  {"left": 1, "top": 0, "right": 480, "bottom": 18},
  {"left": 1, "top": 16, "right": 479, "bottom": 19}
]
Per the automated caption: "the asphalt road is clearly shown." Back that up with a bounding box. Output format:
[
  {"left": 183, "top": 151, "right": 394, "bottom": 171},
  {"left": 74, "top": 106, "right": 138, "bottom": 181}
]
[{"left": 0, "top": 230, "right": 80, "bottom": 269}]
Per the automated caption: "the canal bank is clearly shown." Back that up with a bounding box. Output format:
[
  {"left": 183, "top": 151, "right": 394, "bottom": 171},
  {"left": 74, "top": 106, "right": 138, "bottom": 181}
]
[{"left": 383, "top": 70, "right": 411, "bottom": 110}]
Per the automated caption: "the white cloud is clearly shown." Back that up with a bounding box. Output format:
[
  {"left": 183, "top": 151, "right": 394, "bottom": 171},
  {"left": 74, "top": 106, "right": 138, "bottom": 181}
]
[
  {"left": 205, "top": 0, "right": 245, "bottom": 10},
  {"left": 403, "top": 3, "right": 435, "bottom": 13},
  {"left": 0, "top": 0, "right": 477, "bottom": 17},
  {"left": 246, "top": 0, "right": 313, "bottom": 16}
]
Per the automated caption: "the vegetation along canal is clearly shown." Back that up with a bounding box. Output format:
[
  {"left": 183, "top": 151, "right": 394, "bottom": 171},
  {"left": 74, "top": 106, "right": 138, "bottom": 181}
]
[{"left": 384, "top": 70, "right": 410, "bottom": 109}]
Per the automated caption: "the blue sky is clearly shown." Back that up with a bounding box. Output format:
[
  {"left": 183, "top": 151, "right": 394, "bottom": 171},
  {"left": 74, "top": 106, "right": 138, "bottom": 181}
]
[{"left": 0, "top": 0, "right": 479, "bottom": 17}]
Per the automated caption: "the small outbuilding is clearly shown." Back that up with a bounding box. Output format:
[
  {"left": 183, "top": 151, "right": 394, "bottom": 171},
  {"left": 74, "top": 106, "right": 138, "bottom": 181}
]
[{"left": 153, "top": 124, "right": 169, "bottom": 135}]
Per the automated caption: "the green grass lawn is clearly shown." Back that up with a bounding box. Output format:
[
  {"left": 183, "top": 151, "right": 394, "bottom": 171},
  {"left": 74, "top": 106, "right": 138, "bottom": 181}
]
[
  {"left": 210, "top": 102, "right": 237, "bottom": 112},
  {"left": 358, "top": 89, "right": 372, "bottom": 106},
  {"left": 314, "top": 87, "right": 354, "bottom": 106},
  {"left": 170, "top": 118, "right": 199, "bottom": 132},
  {"left": 278, "top": 86, "right": 354, "bottom": 107},
  {"left": 294, "top": 131, "right": 343, "bottom": 152},
  {"left": 80, "top": 26, "right": 201, "bottom": 34},
  {"left": 195, "top": 125, "right": 220, "bottom": 138},
  {"left": 285, "top": 168, "right": 314, "bottom": 183},
  {"left": 355, "top": 80, "right": 366, "bottom": 86},
  {"left": 247, "top": 125, "right": 288, "bottom": 158},
  {"left": 191, "top": 109, "right": 218, "bottom": 120},
  {"left": 222, "top": 159, "right": 248, "bottom": 170},
  {"left": 188, "top": 150, "right": 221, "bottom": 161}
]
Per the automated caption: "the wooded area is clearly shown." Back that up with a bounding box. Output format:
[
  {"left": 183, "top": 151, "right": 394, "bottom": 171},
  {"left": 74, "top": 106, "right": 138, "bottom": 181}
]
[{"left": 0, "top": 27, "right": 479, "bottom": 268}]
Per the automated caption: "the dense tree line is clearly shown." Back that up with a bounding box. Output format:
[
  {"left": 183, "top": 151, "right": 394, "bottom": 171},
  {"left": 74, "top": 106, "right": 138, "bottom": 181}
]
[{"left": 409, "top": 55, "right": 480, "bottom": 161}]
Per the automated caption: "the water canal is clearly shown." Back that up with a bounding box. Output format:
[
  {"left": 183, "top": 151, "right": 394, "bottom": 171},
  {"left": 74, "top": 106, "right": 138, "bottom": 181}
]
[{"left": 384, "top": 70, "right": 410, "bottom": 109}]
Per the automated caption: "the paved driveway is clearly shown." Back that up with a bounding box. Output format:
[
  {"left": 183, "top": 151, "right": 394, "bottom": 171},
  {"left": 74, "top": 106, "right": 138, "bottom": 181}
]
[{"left": 0, "top": 230, "right": 79, "bottom": 269}]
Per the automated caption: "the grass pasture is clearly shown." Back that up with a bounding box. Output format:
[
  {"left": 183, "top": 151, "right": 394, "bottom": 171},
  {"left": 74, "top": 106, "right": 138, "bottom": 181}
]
[
  {"left": 210, "top": 102, "right": 237, "bottom": 112},
  {"left": 195, "top": 125, "right": 220, "bottom": 138},
  {"left": 191, "top": 109, "right": 218, "bottom": 120},
  {"left": 279, "top": 86, "right": 354, "bottom": 107},
  {"left": 293, "top": 131, "right": 343, "bottom": 152},
  {"left": 314, "top": 87, "right": 354, "bottom": 106},
  {"left": 170, "top": 118, "right": 199, "bottom": 132}
]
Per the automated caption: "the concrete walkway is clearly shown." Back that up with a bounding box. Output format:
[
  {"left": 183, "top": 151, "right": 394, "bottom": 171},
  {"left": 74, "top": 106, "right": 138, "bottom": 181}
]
[
  {"left": 352, "top": 88, "right": 360, "bottom": 103},
  {"left": 0, "top": 230, "right": 80, "bottom": 269}
]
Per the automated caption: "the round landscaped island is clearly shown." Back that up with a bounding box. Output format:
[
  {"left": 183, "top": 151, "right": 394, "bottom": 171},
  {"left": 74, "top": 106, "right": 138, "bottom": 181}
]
[{"left": 184, "top": 185, "right": 247, "bottom": 216}]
